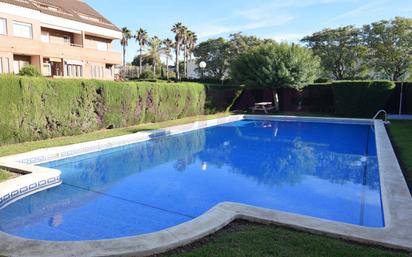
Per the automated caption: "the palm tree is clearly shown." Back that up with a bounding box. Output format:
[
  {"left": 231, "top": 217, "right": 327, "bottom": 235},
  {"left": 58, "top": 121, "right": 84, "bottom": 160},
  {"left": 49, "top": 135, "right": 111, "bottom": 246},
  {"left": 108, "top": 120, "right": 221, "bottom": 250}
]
[
  {"left": 120, "top": 27, "right": 132, "bottom": 67},
  {"left": 185, "top": 30, "right": 197, "bottom": 78},
  {"left": 188, "top": 31, "right": 197, "bottom": 61},
  {"left": 171, "top": 23, "right": 187, "bottom": 81},
  {"left": 135, "top": 28, "right": 148, "bottom": 77},
  {"left": 181, "top": 28, "right": 189, "bottom": 78},
  {"left": 163, "top": 38, "right": 173, "bottom": 80},
  {"left": 146, "top": 36, "right": 162, "bottom": 77}
]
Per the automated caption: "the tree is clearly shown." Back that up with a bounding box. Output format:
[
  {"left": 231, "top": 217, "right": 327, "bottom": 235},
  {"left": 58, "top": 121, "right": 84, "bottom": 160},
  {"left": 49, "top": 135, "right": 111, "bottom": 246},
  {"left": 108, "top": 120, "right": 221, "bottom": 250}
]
[
  {"left": 363, "top": 17, "right": 412, "bottom": 81},
  {"left": 145, "top": 36, "right": 162, "bottom": 76},
  {"left": 230, "top": 42, "right": 320, "bottom": 92},
  {"left": 187, "top": 31, "right": 197, "bottom": 61},
  {"left": 227, "top": 32, "right": 267, "bottom": 60},
  {"left": 193, "top": 38, "right": 229, "bottom": 80},
  {"left": 181, "top": 28, "right": 189, "bottom": 78},
  {"left": 132, "top": 55, "right": 155, "bottom": 66},
  {"left": 301, "top": 26, "right": 368, "bottom": 80},
  {"left": 171, "top": 23, "right": 187, "bottom": 81},
  {"left": 18, "top": 64, "right": 41, "bottom": 77},
  {"left": 193, "top": 32, "right": 268, "bottom": 80},
  {"left": 120, "top": 27, "right": 132, "bottom": 67},
  {"left": 136, "top": 28, "right": 148, "bottom": 78},
  {"left": 184, "top": 30, "right": 197, "bottom": 78},
  {"left": 163, "top": 38, "right": 174, "bottom": 80}
]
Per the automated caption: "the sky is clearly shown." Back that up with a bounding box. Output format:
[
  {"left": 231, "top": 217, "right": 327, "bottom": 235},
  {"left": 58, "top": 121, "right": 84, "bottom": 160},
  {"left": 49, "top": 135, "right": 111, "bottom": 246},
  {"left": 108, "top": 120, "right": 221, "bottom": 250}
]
[{"left": 85, "top": 0, "right": 411, "bottom": 63}]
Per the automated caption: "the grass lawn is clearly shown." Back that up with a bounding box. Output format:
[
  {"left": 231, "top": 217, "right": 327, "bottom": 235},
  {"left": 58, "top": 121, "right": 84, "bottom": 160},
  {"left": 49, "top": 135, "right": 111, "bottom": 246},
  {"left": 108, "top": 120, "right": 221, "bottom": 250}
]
[
  {"left": 388, "top": 120, "right": 412, "bottom": 191},
  {"left": 0, "top": 169, "right": 18, "bottom": 182},
  {"left": 0, "top": 113, "right": 230, "bottom": 157},
  {"left": 157, "top": 221, "right": 410, "bottom": 257}
]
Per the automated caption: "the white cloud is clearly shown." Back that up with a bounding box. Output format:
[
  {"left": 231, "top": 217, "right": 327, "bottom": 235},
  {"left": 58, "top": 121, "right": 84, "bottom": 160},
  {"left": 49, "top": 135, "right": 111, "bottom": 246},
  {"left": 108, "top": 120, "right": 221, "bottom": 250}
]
[
  {"left": 332, "top": 1, "right": 386, "bottom": 21},
  {"left": 196, "top": 15, "right": 295, "bottom": 38},
  {"left": 269, "top": 33, "right": 305, "bottom": 43},
  {"left": 194, "top": 0, "right": 357, "bottom": 39}
]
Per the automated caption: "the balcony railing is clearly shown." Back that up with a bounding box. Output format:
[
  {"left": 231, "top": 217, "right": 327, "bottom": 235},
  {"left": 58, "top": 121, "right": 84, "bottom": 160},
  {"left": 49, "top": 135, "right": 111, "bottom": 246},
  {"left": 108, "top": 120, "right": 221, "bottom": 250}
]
[
  {"left": 70, "top": 43, "right": 83, "bottom": 48},
  {"left": 40, "top": 39, "right": 120, "bottom": 54}
]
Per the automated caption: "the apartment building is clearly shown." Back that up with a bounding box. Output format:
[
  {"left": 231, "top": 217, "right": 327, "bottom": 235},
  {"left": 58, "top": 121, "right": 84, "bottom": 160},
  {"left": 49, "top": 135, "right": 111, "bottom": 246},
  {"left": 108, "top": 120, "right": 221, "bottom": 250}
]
[{"left": 0, "top": 0, "right": 122, "bottom": 80}]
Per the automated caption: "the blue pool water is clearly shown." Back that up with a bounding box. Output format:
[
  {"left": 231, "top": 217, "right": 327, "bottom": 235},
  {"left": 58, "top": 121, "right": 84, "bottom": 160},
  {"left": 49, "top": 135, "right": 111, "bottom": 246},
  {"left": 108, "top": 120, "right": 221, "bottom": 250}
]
[{"left": 0, "top": 119, "right": 384, "bottom": 241}]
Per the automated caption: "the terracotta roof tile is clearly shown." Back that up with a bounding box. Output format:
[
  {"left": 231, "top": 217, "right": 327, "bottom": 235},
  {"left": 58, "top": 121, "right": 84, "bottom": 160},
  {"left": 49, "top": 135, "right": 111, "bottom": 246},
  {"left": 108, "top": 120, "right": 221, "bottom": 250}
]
[{"left": 0, "top": 0, "right": 121, "bottom": 32}]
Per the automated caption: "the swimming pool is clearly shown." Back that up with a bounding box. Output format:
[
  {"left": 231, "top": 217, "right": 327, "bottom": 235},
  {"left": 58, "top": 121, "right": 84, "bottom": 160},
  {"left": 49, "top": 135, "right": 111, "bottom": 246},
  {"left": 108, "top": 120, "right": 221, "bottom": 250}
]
[{"left": 0, "top": 117, "right": 384, "bottom": 241}]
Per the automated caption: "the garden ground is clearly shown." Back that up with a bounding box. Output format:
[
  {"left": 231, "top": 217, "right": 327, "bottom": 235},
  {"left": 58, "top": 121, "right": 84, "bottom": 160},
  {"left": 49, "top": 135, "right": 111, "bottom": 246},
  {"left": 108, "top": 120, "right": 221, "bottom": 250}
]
[{"left": 0, "top": 114, "right": 411, "bottom": 257}]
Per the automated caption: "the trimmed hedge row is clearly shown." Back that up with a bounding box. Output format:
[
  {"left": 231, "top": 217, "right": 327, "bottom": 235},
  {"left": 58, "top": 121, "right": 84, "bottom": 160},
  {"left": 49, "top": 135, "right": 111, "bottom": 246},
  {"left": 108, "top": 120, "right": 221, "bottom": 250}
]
[
  {"left": 0, "top": 76, "right": 405, "bottom": 145},
  {"left": 0, "top": 76, "right": 206, "bottom": 145},
  {"left": 225, "top": 81, "right": 397, "bottom": 117},
  {"left": 332, "top": 80, "right": 395, "bottom": 117}
]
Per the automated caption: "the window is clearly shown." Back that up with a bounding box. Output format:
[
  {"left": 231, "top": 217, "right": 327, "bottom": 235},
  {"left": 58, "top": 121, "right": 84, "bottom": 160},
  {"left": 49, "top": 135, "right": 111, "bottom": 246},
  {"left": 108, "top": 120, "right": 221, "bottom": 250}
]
[
  {"left": 63, "top": 36, "right": 71, "bottom": 44},
  {"left": 43, "top": 63, "right": 51, "bottom": 76},
  {"left": 0, "top": 58, "right": 3, "bottom": 73},
  {"left": 66, "top": 64, "right": 82, "bottom": 77},
  {"left": 13, "top": 55, "right": 30, "bottom": 74},
  {"left": 97, "top": 41, "right": 108, "bottom": 51},
  {"left": 0, "top": 18, "right": 6, "bottom": 35},
  {"left": 105, "top": 64, "right": 113, "bottom": 77},
  {"left": 13, "top": 21, "right": 32, "bottom": 39},
  {"left": 41, "top": 31, "right": 49, "bottom": 43}
]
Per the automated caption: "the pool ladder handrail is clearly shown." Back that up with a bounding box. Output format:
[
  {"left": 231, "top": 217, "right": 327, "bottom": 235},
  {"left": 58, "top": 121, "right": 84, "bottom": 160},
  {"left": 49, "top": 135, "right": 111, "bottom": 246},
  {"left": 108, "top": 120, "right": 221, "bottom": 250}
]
[{"left": 373, "top": 110, "right": 390, "bottom": 124}]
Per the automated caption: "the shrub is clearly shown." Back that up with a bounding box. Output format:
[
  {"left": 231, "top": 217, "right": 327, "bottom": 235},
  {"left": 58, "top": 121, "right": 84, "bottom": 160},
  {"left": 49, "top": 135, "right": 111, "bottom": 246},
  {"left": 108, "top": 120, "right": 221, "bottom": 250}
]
[
  {"left": 332, "top": 81, "right": 370, "bottom": 116},
  {"left": 140, "top": 68, "right": 156, "bottom": 80},
  {"left": 18, "top": 65, "right": 41, "bottom": 77},
  {"left": 332, "top": 80, "right": 395, "bottom": 117},
  {"left": 230, "top": 42, "right": 320, "bottom": 90},
  {"left": 0, "top": 76, "right": 207, "bottom": 145},
  {"left": 405, "top": 82, "right": 412, "bottom": 114}
]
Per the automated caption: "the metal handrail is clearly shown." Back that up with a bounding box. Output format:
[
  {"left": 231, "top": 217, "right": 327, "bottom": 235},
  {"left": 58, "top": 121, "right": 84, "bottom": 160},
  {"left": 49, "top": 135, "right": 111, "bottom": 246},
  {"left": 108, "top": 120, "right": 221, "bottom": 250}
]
[{"left": 373, "top": 110, "right": 390, "bottom": 124}]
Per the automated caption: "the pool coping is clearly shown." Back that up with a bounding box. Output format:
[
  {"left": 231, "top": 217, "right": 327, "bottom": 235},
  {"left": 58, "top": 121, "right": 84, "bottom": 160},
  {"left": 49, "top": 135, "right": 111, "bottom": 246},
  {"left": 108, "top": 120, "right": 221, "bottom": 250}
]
[{"left": 0, "top": 115, "right": 411, "bottom": 257}]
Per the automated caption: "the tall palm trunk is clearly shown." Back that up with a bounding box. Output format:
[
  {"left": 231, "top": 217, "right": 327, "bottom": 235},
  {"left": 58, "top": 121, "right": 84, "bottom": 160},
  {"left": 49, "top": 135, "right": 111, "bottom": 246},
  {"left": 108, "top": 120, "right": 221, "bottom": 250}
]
[
  {"left": 153, "top": 62, "right": 156, "bottom": 77},
  {"left": 183, "top": 45, "right": 187, "bottom": 78},
  {"left": 139, "top": 46, "right": 143, "bottom": 78},
  {"left": 175, "top": 44, "right": 180, "bottom": 81},
  {"left": 185, "top": 51, "right": 189, "bottom": 78},
  {"left": 123, "top": 46, "right": 126, "bottom": 67},
  {"left": 166, "top": 56, "right": 169, "bottom": 80}
]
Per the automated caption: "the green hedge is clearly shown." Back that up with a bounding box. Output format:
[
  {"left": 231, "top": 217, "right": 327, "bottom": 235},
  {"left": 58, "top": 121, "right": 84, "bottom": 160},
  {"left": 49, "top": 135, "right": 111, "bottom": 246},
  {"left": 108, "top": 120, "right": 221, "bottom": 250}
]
[
  {"left": 0, "top": 76, "right": 207, "bottom": 145},
  {"left": 405, "top": 82, "right": 412, "bottom": 114},
  {"left": 0, "top": 76, "right": 403, "bottom": 145},
  {"left": 331, "top": 80, "right": 395, "bottom": 117}
]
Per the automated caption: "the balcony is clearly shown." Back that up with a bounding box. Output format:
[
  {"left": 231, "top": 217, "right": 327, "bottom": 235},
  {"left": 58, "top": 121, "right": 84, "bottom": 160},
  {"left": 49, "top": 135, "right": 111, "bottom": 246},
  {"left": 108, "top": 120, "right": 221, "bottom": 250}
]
[{"left": 0, "top": 35, "right": 121, "bottom": 65}]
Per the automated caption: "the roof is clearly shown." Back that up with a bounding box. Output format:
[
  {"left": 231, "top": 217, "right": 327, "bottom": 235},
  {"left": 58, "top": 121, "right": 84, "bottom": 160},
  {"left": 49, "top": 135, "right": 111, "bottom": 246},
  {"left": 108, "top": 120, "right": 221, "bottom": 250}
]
[{"left": 0, "top": 0, "right": 121, "bottom": 32}]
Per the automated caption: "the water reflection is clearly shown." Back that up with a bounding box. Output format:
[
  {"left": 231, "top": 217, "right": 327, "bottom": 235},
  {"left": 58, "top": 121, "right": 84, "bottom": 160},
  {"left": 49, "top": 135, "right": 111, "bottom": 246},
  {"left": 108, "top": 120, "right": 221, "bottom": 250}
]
[{"left": 0, "top": 120, "right": 383, "bottom": 241}]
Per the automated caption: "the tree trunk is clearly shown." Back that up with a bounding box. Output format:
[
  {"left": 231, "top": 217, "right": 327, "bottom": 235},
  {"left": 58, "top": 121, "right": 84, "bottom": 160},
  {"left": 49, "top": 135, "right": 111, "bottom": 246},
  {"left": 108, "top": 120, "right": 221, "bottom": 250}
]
[
  {"left": 123, "top": 46, "right": 126, "bottom": 67},
  {"left": 186, "top": 51, "right": 189, "bottom": 78},
  {"left": 183, "top": 46, "right": 187, "bottom": 78},
  {"left": 139, "top": 47, "right": 142, "bottom": 78},
  {"left": 153, "top": 62, "right": 156, "bottom": 77},
  {"left": 166, "top": 57, "right": 169, "bottom": 80},
  {"left": 226, "top": 89, "right": 244, "bottom": 112},
  {"left": 175, "top": 44, "right": 180, "bottom": 81},
  {"left": 272, "top": 88, "right": 279, "bottom": 112}
]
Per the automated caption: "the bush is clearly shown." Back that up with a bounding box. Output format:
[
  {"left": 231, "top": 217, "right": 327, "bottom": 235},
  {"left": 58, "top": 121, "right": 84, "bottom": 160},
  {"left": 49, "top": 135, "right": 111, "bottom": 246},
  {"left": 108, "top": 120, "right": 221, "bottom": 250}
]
[
  {"left": 0, "top": 76, "right": 207, "bottom": 145},
  {"left": 18, "top": 65, "right": 41, "bottom": 77},
  {"left": 404, "top": 82, "right": 412, "bottom": 114},
  {"left": 140, "top": 68, "right": 156, "bottom": 80},
  {"left": 332, "top": 80, "right": 395, "bottom": 117}
]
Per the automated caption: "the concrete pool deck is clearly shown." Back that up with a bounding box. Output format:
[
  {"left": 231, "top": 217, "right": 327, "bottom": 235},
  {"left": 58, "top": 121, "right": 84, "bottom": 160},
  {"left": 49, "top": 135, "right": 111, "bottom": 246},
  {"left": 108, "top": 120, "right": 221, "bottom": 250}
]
[{"left": 0, "top": 115, "right": 411, "bottom": 257}]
